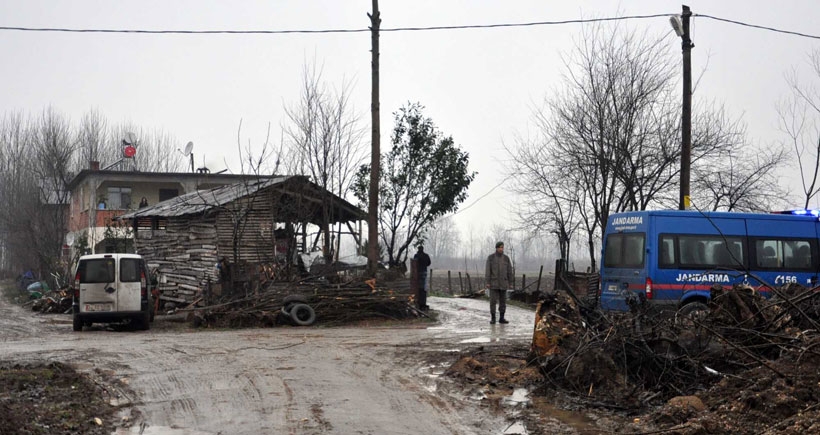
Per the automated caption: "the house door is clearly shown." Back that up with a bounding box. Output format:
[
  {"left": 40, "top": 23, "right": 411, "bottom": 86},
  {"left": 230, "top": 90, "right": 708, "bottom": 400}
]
[{"left": 159, "top": 189, "right": 179, "bottom": 202}]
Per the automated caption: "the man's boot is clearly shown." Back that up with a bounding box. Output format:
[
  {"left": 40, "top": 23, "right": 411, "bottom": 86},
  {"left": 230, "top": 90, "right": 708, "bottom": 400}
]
[
  {"left": 498, "top": 311, "right": 509, "bottom": 324},
  {"left": 490, "top": 313, "right": 496, "bottom": 324}
]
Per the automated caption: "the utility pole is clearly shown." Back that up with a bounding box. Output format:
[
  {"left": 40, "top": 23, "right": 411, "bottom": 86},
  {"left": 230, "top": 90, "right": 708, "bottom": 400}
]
[
  {"left": 678, "top": 5, "right": 693, "bottom": 210},
  {"left": 367, "top": 0, "right": 381, "bottom": 276}
]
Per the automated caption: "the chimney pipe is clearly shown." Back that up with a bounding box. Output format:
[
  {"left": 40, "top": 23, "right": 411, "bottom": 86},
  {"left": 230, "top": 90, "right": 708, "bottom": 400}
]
[{"left": 90, "top": 161, "right": 100, "bottom": 171}]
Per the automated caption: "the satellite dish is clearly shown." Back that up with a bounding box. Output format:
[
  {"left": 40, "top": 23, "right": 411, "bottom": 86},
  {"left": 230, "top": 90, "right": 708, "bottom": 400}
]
[
  {"left": 183, "top": 141, "right": 194, "bottom": 156},
  {"left": 124, "top": 132, "right": 137, "bottom": 146},
  {"left": 65, "top": 233, "right": 75, "bottom": 246}
]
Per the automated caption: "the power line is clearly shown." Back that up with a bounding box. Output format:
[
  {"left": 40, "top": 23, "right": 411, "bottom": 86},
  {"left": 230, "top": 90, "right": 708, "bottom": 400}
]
[
  {"left": 2, "top": 12, "right": 819, "bottom": 41},
  {"left": 452, "top": 178, "right": 508, "bottom": 216},
  {"left": 382, "top": 14, "right": 672, "bottom": 32},
  {"left": 695, "top": 14, "right": 820, "bottom": 40},
  {"left": 0, "top": 26, "right": 366, "bottom": 35},
  {"left": 0, "top": 13, "right": 672, "bottom": 35}
]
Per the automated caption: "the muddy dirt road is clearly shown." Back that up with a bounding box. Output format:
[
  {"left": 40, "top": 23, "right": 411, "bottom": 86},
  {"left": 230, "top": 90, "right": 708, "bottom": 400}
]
[{"left": 0, "top": 295, "right": 536, "bottom": 434}]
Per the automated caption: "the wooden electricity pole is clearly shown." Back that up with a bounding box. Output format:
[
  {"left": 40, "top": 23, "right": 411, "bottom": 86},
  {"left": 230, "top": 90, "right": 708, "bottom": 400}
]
[
  {"left": 679, "top": 5, "right": 693, "bottom": 210},
  {"left": 367, "top": 0, "right": 381, "bottom": 276}
]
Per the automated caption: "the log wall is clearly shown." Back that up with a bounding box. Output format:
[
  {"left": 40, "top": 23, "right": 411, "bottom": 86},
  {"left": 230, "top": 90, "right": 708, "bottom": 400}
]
[
  {"left": 216, "top": 192, "right": 286, "bottom": 264},
  {"left": 134, "top": 216, "right": 220, "bottom": 307}
]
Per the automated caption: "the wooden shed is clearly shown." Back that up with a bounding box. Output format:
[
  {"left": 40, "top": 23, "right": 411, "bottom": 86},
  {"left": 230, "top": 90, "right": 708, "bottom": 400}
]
[{"left": 119, "top": 175, "right": 366, "bottom": 306}]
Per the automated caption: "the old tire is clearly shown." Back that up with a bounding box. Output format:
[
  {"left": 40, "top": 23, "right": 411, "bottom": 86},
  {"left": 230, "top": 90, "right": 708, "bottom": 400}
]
[
  {"left": 288, "top": 303, "right": 316, "bottom": 326},
  {"left": 72, "top": 314, "right": 83, "bottom": 332},
  {"left": 677, "top": 301, "right": 709, "bottom": 321},
  {"left": 282, "top": 294, "right": 309, "bottom": 314},
  {"left": 676, "top": 301, "right": 711, "bottom": 354}
]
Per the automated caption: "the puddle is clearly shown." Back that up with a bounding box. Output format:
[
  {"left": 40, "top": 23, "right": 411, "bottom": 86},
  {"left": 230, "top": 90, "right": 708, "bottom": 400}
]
[
  {"left": 502, "top": 421, "right": 529, "bottom": 434},
  {"left": 418, "top": 362, "right": 452, "bottom": 393},
  {"left": 531, "top": 396, "right": 602, "bottom": 432},
  {"left": 502, "top": 388, "right": 530, "bottom": 406},
  {"left": 115, "top": 425, "right": 215, "bottom": 435},
  {"left": 460, "top": 336, "right": 492, "bottom": 344}
]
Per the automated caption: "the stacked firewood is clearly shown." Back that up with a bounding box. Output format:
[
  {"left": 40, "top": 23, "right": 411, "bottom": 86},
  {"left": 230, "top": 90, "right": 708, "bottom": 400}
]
[
  {"left": 137, "top": 219, "right": 219, "bottom": 307},
  {"left": 187, "top": 278, "right": 426, "bottom": 328}
]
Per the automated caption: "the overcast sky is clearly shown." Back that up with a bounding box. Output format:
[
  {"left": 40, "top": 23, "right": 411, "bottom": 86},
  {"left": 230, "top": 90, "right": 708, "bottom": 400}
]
[{"left": 1, "top": 0, "right": 818, "bottom": 235}]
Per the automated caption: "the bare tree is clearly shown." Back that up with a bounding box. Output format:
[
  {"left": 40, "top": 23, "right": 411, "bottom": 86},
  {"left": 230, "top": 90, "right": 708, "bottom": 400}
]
[
  {"left": 0, "top": 112, "right": 37, "bottom": 272},
  {"left": 75, "top": 108, "right": 109, "bottom": 169},
  {"left": 425, "top": 215, "right": 461, "bottom": 260},
  {"left": 780, "top": 49, "right": 820, "bottom": 208},
  {"left": 0, "top": 108, "right": 74, "bottom": 276},
  {"left": 506, "top": 23, "right": 783, "bottom": 269},
  {"left": 506, "top": 135, "right": 583, "bottom": 269},
  {"left": 693, "top": 145, "right": 787, "bottom": 212},
  {"left": 283, "top": 60, "right": 366, "bottom": 261},
  {"left": 73, "top": 112, "right": 184, "bottom": 172}
]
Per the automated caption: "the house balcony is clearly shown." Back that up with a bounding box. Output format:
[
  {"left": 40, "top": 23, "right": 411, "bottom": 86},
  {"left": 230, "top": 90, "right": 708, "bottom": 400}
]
[{"left": 70, "top": 209, "right": 130, "bottom": 232}]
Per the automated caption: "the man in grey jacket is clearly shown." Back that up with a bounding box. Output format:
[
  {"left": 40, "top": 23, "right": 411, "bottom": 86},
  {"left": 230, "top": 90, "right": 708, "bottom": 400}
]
[{"left": 485, "top": 241, "right": 513, "bottom": 324}]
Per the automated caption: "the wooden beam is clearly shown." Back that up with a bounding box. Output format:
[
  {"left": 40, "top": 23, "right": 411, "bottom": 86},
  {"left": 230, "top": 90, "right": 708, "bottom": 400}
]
[{"left": 346, "top": 220, "right": 362, "bottom": 246}]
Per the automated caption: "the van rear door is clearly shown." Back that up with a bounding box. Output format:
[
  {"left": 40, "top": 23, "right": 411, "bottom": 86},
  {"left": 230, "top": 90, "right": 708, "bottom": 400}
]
[
  {"left": 78, "top": 257, "right": 118, "bottom": 313},
  {"left": 600, "top": 231, "right": 647, "bottom": 311},
  {"left": 117, "top": 257, "right": 143, "bottom": 312}
]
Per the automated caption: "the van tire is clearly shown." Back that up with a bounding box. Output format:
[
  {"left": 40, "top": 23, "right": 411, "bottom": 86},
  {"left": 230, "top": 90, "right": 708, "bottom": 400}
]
[
  {"left": 138, "top": 310, "right": 151, "bottom": 331},
  {"left": 73, "top": 314, "right": 83, "bottom": 332},
  {"left": 288, "top": 303, "right": 316, "bottom": 326}
]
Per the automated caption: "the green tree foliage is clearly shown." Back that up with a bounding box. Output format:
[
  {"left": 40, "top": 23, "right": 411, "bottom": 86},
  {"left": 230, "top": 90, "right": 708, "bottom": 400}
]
[{"left": 354, "top": 103, "right": 476, "bottom": 269}]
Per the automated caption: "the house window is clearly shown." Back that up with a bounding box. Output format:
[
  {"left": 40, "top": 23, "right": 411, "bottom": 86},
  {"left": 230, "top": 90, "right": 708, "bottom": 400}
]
[{"left": 107, "top": 187, "right": 132, "bottom": 210}]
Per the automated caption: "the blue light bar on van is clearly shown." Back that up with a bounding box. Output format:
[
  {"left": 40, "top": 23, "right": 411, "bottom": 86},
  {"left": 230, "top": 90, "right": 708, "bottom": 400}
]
[{"left": 772, "top": 209, "right": 820, "bottom": 217}]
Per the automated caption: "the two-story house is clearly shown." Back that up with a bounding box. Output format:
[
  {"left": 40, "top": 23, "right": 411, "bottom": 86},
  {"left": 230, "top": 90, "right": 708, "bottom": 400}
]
[{"left": 66, "top": 162, "right": 275, "bottom": 255}]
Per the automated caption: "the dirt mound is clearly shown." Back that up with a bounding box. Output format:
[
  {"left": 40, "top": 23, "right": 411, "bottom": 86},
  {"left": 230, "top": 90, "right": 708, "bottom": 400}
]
[
  {"left": 446, "top": 353, "right": 543, "bottom": 387},
  {"left": 646, "top": 352, "right": 820, "bottom": 435},
  {"left": 0, "top": 361, "right": 119, "bottom": 435}
]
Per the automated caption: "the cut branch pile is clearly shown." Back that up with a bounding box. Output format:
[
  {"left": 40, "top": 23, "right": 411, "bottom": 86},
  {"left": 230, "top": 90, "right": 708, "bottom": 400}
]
[
  {"left": 187, "top": 278, "right": 426, "bottom": 328},
  {"left": 529, "top": 283, "right": 820, "bottom": 419}
]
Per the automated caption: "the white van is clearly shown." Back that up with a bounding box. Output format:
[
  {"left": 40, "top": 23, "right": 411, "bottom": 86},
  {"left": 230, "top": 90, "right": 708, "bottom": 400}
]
[{"left": 72, "top": 253, "right": 155, "bottom": 331}]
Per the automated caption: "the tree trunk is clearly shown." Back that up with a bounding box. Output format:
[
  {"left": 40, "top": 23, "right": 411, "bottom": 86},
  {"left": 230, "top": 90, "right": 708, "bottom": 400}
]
[
  {"left": 367, "top": 0, "right": 381, "bottom": 276},
  {"left": 587, "top": 232, "right": 597, "bottom": 273}
]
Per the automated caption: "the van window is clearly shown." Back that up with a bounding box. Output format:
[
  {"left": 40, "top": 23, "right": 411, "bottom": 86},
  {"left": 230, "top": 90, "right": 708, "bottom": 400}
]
[
  {"left": 604, "top": 233, "right": 645, "bottom": 268},
  {"left": 659, "top": 235, "right": 675, "bottom": 267},
  {"left": 679, "top": 235, "right": 745, "bottom": 268},
  {"left": 754, "top": 239, "right": 813, "bottom": 270},
  {"left": 119, "top": 258, "right": 142, "bottom": 282},
  {"left": 79, "top": 259, "right": 115, "bottom": 283}
]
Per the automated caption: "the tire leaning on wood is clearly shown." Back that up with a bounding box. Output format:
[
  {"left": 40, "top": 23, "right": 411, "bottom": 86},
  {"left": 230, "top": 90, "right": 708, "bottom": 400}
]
[
  {"left": 287, "top": 303, "right": 316, "bottom": 326},
  {"left": 282, "top": 294, "right": 309, "bottom": 315}
]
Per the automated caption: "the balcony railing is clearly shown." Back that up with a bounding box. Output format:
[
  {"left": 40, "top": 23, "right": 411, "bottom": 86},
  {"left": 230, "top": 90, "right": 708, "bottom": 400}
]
[{"left": 70, "top": 209, "right": 130, "bottom": 231}]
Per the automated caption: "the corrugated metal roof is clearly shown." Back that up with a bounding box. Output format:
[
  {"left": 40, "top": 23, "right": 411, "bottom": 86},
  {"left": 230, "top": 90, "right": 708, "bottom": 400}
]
[
  {"left": 118, "top": 175, "right": 367, "bottom": 223},
  {"left": 120, "top": 176, "right": 293, "bottom": 219}
]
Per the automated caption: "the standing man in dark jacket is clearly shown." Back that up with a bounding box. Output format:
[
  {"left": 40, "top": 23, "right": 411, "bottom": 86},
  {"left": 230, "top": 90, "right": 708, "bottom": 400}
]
[
  {"left": 414, "top": 246, "right": 432, "bottom": 311},
  {"left": 485, "top": 241, "right": 512, "bottom": 324}
]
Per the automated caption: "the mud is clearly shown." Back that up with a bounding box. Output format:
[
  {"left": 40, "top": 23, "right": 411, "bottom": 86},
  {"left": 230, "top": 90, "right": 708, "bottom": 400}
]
[
  {"left": 1, "top": 280, "right": 556, "bottom": 434},
  {"left": 0, "top": 361, "right": 118, "bottom": 434}
]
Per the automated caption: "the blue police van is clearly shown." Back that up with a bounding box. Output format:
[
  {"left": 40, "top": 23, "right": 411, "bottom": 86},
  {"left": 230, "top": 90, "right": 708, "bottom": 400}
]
[{"left": 600, "top": 210, "right": 820, "bottom": 312}]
